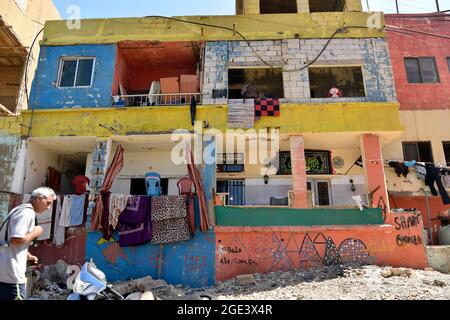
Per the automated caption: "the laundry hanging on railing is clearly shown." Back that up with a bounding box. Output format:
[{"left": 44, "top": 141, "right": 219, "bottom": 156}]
[
  {"left": 59, "top": 194, "right": 86, "bottom": 227},
  {"left": 254, "top": 98, "right": 280, "bottom": 117},
  {"left": 53, "top": 195, "right": 65, "bottom": 246},
  {"left": 388, "top": 161, "right": 409, "bottom": 178},
  {"left": 109, "top": 194, "right": 131, "bottom": 230},
  {"left": 425, "top": 164, "right": 450, "bottom": 205},
  {"left": 150, "top": 195, "right": 191, "bottom": 244},
  {"left": 118, "top": 196, "right": 152, "bottom": 247}
]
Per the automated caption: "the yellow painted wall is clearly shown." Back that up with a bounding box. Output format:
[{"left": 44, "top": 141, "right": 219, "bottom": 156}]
[
  {"left": 0, "top": 115, "right": 22, "bottom": 135},
  {"left": 237, "top": 0, "right": 363, "bottom": 14},
  {"left": 382, "top": 110, "right": 450, "bottom": 194},
  {"left": 41, "top": 12, "right": 384, "bottom": 46},
  {"left": 20, "top": 102, "right": 402, "bottom": 138}
]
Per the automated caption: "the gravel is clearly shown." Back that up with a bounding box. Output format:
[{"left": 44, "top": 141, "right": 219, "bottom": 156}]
[{"left": 184, "top": 265, "right": 450, "bottom": 300}]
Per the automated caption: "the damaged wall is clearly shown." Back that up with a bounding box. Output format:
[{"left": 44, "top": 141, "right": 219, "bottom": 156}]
[
  {"left": 203, "top": 38, "right": 396, "bottom": 103},
  {"left": 29, "top": 44, "right": 117, "bottom": 109}
]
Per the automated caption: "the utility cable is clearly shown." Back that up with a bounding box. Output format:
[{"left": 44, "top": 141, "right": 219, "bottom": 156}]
[
  {"left": 23, "top": 27, "right": 44, "bottom": 137},
  {"left": 385, "top": 24, "right": 450, "bottom": 40}
]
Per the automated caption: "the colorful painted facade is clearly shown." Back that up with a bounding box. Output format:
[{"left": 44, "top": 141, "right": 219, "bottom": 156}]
[
  {"left": 383, "top": 13, "right": 450, "bottom": 244},
  {"left": 0, "top": 1, "right": 434, "bottom": 287}
]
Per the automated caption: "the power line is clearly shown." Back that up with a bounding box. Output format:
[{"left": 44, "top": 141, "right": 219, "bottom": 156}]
[{"left": 385, "top": 25, "right": 450, "bottom": 40}]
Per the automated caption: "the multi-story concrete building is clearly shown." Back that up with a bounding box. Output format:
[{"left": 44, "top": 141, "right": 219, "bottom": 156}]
[
  {"left": 383, "top": 13, "right": 450, "bottom": 244},
  {"left": 0, "top": 0, "right": 60, "bottom": 217},
  {"left": 0, "top": 1, "right": 429, "bottom": 287}
]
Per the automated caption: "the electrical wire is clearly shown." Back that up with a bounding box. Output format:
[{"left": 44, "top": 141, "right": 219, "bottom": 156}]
[
  {"left": 385, "top": 25, "right": 450, "bottom": 40},
  {"left": 23, "top": 28, "right": 44, "bottom": 137},
  {"left": 143, "top": 15, "right": 273, "bottom": 68}
]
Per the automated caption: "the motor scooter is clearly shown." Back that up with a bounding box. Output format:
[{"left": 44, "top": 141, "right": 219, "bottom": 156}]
[{"left": 67, "top": 259, "right": 124, "bottom": 300}]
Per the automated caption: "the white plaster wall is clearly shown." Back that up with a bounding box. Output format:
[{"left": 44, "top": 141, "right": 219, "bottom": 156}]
[
  {"left": 330, "top": 175, "right": 367, "bottom": 206},
  {"left": 245, "top": 177, "right": 292, "bottom": 205}
]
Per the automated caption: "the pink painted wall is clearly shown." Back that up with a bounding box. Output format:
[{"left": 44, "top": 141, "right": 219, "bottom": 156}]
[
  {"left": 361, "top": 134, "right": 390, "bottom": 212},
  {"left": 215, "top": 211, "right": 427, "bottom": 282},
  {"left": 386, "top": 14, "right": 450, "bottom": 110},
  {"left": 290, "top": 136, "right": 308, "bottom": 208}
]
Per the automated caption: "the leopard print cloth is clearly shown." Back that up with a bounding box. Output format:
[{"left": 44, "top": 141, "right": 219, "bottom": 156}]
[{"left": 151, "top": 195, "right": 192, "bottom": 244}]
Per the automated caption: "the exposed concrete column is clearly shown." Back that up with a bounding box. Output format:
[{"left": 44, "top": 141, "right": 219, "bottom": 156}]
[
  {"left": 201, "top": 134, "right": 216, "bottom": 225},
  {"left": 289, "top": 135, "right": 308, "bottom": 208},
  {"left": 360, "top": 133, "right": 390, "bottom": 212},
  {"left": 296, "top": 0, "right": 310, "bottom": 13}
]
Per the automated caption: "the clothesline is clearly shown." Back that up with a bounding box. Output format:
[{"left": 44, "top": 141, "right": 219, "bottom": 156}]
[{"left": 385, "top": 159, "right": 449, "bottom": 168}]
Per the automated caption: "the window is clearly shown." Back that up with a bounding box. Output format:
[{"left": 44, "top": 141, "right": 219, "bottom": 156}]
[
  {"left": 402, "top": 142, "right": 434, "bottom": 163},
  {"left": 404, "top": 58, "right": 440, "bottom": 83},
  {"left": 309, "top": 0, "right": 345, "bottom": 12},
  {"left": 308, "top": 66, "right": 365, "bottom": 98},
  {"left": 228, "top": 68, "right": 284, "bottom": 99},
  {"left": 447, "top": 58, "right": 450, "bottom": 72},
  {"left": 217, "top": 153, "right": 244, "bottom": 172},
  {"left": 14, "top": 0, "right": 28, "bottom": 13},
  {"left": 260, "top": 0, "right": 297, "bottom": 14},
  {"left": 443, "top": 142, "right": 450, "bottom": 166},
  {"left": 58, "top": 58, "right": 95, "bottom": 88}
]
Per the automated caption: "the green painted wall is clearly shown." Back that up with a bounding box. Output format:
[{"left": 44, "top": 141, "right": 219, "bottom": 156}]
[{"left": 215, "top": 206, "right": 384, "bottom": 226}]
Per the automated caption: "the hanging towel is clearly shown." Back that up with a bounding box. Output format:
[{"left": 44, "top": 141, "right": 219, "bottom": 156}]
[
  {"left": 59, "top": 196, "right": 72, "bottom": 227},
  {"left": 118, "top": 196, "right": 152, "bottom": 247},
  {"left": 151, "top": 195, "right": 191, "bottom": 244},
  {"left": 69, "top": 194, "right": 86, "bottom": 226},
  {"left": 255, "top": 98, "right": 280, "bottom": 117},
  {"left": 53, "top": 195, "right": 65, "bottom": 246},
  {"left": 109, "top": 194, "right": 131, "bottom": 230}
]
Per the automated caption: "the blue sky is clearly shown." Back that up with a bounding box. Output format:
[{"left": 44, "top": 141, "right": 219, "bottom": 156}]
[{"left": 53, "top": 0, "right": 450, "bottom": 19}]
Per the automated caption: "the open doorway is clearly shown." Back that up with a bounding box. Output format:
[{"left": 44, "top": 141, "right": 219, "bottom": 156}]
[{"left": 24, "top": 138, "right": 93, "bottom": 195}]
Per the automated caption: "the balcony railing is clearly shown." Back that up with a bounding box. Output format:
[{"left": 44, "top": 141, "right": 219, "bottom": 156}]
[{"left": 111, "top": 93, "right": 203, "bottom": 107}]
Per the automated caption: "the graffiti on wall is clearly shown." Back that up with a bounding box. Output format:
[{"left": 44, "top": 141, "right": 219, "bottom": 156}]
[
  {"left": 393, "top": 212, "right": 423, "bottom": 246},
  {"left": 217, "top": 232, "right": 374, "bottom": 275}
]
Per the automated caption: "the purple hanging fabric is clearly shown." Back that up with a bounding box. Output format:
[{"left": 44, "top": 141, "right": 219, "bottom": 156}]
[{"left": 118, "top": 196, "right": 152, "bottom": 247}]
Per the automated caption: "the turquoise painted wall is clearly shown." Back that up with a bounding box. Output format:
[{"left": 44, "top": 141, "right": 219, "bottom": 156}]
[{"left": 215, "top": 206, "right": 384, "bottom": 226}]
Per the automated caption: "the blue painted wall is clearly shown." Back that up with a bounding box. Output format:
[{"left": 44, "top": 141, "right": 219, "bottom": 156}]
[
  {"left": 85, "top": 199, "right": 216, "bottom": 288},
  {"left": 30, "top": 45, "right": 116, "bottom": 109}
]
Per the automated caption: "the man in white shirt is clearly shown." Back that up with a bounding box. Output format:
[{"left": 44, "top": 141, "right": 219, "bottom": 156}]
[{"left": 0, "top": 187, "right": 56, "bottom": 300}]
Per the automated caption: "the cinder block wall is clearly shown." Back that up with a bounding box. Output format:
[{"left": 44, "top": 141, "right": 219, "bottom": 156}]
[{"left": 203, "top": 38, "right": 396, "bottom": 104}]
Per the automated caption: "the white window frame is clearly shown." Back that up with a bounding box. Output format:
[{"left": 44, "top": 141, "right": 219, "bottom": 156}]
[{"left": 57, "top": 57, "right": 96, "bottom": 88}]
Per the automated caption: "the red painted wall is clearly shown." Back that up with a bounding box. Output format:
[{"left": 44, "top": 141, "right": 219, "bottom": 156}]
[
  {"left": 215, "top": 211, "right": 428, "bottom": 282},
  {"left": 390, "top": 195, "right": 449, "bottom": 244},
  {"left": 385, "top": 14, "right": 450, "bottom": 110}
]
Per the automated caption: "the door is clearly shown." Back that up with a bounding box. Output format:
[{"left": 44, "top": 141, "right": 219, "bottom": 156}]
[
  {"left": 217, "top": 180, "right": 245, "bottom": 205},
  {"left": 316, "top": 181, "right": 331, "bottom": 206}
]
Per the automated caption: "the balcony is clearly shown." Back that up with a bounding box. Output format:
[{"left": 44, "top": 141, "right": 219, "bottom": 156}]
[{"left": 111, "top": 93, "right": 204, "bottom": 107}]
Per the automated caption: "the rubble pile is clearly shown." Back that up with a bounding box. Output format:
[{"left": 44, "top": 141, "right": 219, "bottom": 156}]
[{"left": 30, "top": 262, "right": 450, "bottom": 300}]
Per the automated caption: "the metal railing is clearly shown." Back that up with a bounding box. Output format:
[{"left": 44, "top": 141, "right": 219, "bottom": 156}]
[{"left": 111, "top": 93, "right": 203, "bottom": 107}]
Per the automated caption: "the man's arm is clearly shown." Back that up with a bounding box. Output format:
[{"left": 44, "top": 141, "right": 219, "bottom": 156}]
[{"left": 9, "top": 226, "right": 43, "bottom": 246}]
